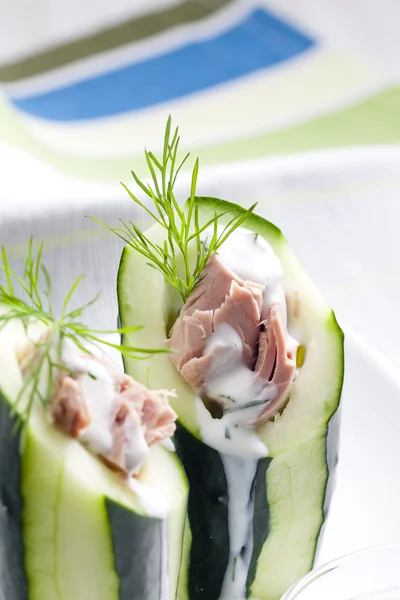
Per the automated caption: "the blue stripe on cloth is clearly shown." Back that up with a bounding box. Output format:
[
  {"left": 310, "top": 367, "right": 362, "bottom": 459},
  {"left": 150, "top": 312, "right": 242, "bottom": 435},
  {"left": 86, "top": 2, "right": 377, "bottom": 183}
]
[{"left": 10, "top": 8, "right": 315, "bottom": 122}]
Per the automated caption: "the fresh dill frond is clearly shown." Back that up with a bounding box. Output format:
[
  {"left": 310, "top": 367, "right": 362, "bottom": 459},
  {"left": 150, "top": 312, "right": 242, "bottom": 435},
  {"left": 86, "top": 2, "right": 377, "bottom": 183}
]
[
  {"left": 0, "top": 238, "right": 168, "bottom": 428},
  {"left": 92, "top": 117, "right": 257, "bottom": 302}
]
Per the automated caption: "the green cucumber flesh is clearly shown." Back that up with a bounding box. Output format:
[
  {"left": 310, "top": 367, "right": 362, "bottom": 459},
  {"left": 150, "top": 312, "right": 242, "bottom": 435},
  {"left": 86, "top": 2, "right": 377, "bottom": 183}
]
[
  {"left": 0, "top": 319, "right": 187, "bottom": 600},
  {"left": 117, "top": 196, "right": 344, "bottom": 600}
]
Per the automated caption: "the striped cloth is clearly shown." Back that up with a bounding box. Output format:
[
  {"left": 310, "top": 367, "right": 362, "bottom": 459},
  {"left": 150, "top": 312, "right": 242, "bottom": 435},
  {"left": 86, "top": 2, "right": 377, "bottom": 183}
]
[{"left": 0, "top": 0, "right": 399, "bottom": 181}]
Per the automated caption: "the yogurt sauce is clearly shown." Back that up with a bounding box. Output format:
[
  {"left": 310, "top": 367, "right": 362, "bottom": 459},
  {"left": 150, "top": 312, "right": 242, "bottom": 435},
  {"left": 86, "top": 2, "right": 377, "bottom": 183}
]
[
  {"left": 196, "top": 226, "right": 298, "bottom": 600},
  {"left": 218, "top": 453, "right": 258, "bottom": 600},
  {"left": 129, "top": 477, "right": 169, "bottom": 519}
]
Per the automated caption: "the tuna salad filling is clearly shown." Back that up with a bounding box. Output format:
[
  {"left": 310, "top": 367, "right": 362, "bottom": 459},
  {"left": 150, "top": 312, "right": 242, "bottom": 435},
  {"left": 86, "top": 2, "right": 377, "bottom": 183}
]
[
  {"left": 169, "top": 227, "right": 299, "bottom": 453},
  {"left": 19, "top": 333, "right": 177, "bottom": 478}
]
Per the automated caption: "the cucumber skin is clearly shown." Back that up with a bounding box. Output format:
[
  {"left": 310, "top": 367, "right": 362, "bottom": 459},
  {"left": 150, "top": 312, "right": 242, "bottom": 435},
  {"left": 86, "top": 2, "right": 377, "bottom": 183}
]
[
  {"left": 0, "top": 394, "right": 28, "bottom": 600},
  {"left": 246, "top": 458, "right": 271, "bottom": 596},
  {"left": 313, "top": 405, "right": 341, "bottom": 562},
  {"left": 106, "top": 499, "right": 164, "bottom": 600},
  {"left": 173, "top": 423, "right": 230, "bottom": 600},
  {"left": 313, "top": 314, "right": 344, "bottom": 560}
]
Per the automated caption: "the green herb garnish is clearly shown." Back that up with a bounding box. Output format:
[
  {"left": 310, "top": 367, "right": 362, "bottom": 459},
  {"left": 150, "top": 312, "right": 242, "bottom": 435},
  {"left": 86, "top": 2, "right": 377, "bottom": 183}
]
[
  {"left": 92, "top": 117, "right": 256, "bottom": 302},
  {"left": 0, "top": 238, "right": 167, "bottom": 428}
]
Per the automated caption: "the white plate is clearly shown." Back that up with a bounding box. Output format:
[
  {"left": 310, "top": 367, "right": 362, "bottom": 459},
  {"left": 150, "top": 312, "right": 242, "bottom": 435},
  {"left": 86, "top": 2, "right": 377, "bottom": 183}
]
[{"left": 318, "top": 325, "right": 400, "bottom": 566}]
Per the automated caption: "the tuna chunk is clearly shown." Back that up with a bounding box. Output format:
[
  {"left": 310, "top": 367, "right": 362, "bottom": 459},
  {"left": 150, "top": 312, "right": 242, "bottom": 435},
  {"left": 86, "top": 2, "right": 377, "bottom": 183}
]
[
  {"left": 169, "top": 253, "right": 296, "bottom": 426},
  {"left": 169, "top": 310, "right": 213, "bottom": 371},
  {"left": 183, "top": 253, "right": 243, "bottom": 315},
  {"left": 51, "top": 374, "right": 90, "bottom": 437},
  {"left": 180, "top": 354, "right": 214, "bottom": 393},
  {"left": 170, "top": 261, "right": 263, "bottom": 372},
  {"left": 214, "top": 281, "right": 261, "bottom": 368},
  {"left": 253, "top": 306, "right": 296, "bottom": 425},
  {"left": 48, "top": 350, "right": 177, "bottom": 476},
  {"left": 119, "top": 380, "right": 177, "bottom": 446}
]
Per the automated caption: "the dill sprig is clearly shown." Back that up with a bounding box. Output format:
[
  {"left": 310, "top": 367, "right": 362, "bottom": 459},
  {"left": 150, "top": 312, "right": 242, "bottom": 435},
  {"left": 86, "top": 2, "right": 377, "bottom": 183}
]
[
  {"left": 0, "top": 239, "right": 167, "bottom": 428},
  {"left": 92, "top": 117, "right": 257, "bottom": 302}
]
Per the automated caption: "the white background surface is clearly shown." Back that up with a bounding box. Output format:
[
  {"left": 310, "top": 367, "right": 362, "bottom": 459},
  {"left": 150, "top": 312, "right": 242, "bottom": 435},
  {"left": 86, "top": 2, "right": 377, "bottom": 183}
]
[{"left": 318, "top": 328, "right": 400, "bottom": 566}]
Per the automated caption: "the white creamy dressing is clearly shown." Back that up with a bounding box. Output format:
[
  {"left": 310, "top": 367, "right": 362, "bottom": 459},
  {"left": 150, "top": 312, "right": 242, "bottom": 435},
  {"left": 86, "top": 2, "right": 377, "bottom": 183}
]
[
  {"left": 160, "top": 437, "right": 176, "bottom": 452},
  {"left": 219, "top": 453, "right": 258, "bottom": 600},
  {"left": 60, "top": 338, "right": 149, "bottom": 476},
  {"left": 196, "top": 226, "right": 299, "bottom": 600},
  {"left": 195, "top": 396, "right": 263, "bottom": 599},
  {"left": 205, "top": 323, "right": 277, "bottom": 423},
  {"left": 129, "top": 477, "right": 169, "bottom": 519},
  {"left": 119, "top": 409, "right": 150, "bottom": 476},
  {"left": 195, "top": 396, "right": 267, "bottom": 459}
]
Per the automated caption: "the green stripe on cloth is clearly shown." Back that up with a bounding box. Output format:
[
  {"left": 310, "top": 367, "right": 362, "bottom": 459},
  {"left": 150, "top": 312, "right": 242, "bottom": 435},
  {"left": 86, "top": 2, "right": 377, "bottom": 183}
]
[
  {"left": 1, "top": 86, "right": 400, "bottom": 181},
  {"left": 0, "top": 0, "right": 233, "bottom": 82},
  {"left": 198, "top": 86, "right": 400, "bottom": 165}
]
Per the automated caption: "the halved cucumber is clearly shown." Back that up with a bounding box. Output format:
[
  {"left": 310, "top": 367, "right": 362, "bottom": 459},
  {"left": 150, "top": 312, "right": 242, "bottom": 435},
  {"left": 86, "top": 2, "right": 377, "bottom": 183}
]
[
  {"left": 117, "top": 197, "right": 344, "bottom": 600},
  {"left": 0, "top": 319, "right": 188, "bottom": 600}
]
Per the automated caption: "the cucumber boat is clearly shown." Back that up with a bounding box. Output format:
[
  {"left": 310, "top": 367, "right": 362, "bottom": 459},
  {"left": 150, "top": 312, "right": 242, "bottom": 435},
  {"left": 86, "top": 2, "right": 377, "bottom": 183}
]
[
  {"left": 109, "top": 119, "right": 344, "bottom": 600},
  {"left": 0, "top": 244, "right": 187, "bottom": 600}
]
